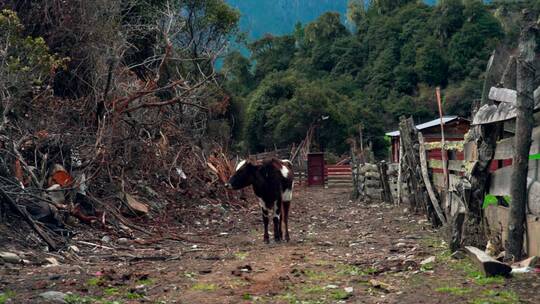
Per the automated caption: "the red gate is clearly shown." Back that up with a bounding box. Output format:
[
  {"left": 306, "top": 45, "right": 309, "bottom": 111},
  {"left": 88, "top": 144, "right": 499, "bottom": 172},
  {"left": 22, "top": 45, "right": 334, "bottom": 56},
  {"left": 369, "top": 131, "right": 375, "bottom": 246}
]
[{"left": 308, "top": 152, "right": 325, "bottom": 186}]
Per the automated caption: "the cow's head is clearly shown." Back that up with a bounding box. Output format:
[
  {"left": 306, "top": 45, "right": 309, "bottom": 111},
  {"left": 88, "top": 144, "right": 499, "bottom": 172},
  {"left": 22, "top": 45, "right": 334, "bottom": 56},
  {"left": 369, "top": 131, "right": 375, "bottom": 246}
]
[{"left": 225, "top": 159, "right": 257, "bottom": 190}]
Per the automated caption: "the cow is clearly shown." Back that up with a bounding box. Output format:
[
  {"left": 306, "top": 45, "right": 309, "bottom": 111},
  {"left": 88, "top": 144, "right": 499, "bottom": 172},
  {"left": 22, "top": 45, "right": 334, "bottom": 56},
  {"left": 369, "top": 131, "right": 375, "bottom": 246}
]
[{"left": 225, "top": 158, "right": 293, "bottom": 243}]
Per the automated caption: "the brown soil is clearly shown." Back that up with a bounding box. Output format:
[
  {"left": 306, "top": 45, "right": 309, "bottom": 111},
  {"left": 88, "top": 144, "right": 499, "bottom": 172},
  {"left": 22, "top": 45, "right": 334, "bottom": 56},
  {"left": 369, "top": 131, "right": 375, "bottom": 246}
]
[{"left": 1, "top": 187, "right": 539, "bottom": 303}]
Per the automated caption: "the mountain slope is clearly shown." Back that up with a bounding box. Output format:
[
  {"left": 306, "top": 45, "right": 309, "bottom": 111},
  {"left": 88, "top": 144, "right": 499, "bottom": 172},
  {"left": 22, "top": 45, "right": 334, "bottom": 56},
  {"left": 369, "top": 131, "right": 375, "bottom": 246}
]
[
  {"left": 226, "top": 0, "right": 349, "bottom": 39},
  {"left": 225, "top": 0, "right": 486, "bottom": 39}
]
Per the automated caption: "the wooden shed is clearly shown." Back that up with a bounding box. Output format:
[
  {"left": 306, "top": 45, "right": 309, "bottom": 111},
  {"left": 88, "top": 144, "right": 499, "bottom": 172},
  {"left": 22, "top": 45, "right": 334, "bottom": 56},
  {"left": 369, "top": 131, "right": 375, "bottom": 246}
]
[{"left": 386, "top": 116, "right": 471, "bottom": 164}]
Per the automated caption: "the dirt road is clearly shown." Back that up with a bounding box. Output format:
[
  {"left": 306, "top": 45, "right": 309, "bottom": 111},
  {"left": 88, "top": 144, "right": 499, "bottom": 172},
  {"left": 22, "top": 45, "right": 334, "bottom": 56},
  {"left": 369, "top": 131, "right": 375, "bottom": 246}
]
[{"left": 1, "top": 188, "right": 539, "bottom": 303}]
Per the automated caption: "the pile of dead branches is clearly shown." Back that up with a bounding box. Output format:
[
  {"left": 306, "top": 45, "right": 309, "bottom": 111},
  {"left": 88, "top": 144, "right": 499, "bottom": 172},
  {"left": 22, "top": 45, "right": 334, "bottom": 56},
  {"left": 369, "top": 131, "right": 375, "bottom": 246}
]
[{"left": 0, "top": 3, "right": 247, "bottom": 251}]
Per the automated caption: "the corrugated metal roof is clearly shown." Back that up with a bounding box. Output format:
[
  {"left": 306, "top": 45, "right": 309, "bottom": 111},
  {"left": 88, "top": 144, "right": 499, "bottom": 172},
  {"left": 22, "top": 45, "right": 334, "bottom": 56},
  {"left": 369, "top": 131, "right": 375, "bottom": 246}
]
[{"left": 385, "top": 116, "right": 459, "bottom": 137}]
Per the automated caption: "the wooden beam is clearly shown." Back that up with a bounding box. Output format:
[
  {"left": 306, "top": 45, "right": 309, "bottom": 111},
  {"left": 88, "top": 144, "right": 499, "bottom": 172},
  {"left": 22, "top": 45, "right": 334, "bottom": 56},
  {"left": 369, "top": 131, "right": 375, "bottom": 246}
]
[
  {"left": 464, "top": 142, "right": 478, "bottom": 161},
  {"left": 488, "top": 86, "right": 540, "bottom": 104},
  {"left": 465, "top": 246, "right": 512, "bottom": 277},
  {"left": 473, "top": 86, "right": 540, "bottom": 126},
  {"left": 493, "top": 125, "right": 540, "bottom": 160},
  {"left": 419, "top": 133, "right": 446, "bottom": 224}
]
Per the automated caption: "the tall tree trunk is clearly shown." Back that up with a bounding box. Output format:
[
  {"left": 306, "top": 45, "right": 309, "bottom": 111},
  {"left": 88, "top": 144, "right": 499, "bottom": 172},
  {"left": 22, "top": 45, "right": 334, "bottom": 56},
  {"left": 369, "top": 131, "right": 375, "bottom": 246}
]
[{"left": 507, "top": 18, "right": 537, "bottom": 261}]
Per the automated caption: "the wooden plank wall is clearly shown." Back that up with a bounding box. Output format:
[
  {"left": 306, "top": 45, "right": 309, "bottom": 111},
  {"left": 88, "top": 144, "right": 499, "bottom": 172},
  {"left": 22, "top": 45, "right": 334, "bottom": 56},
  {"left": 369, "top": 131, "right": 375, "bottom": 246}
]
[
  {"left": 325, "top": 165, "right": 353, "bottom": 188},
  {"left": 421, "top": 126, "right": 540, "bottom": 255}
]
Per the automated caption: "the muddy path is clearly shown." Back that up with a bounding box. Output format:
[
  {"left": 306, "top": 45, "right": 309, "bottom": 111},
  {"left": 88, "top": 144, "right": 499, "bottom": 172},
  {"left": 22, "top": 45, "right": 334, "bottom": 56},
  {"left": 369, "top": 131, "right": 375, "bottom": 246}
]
[{"left": 1, "top": 188, "right": 539, "bottom": 303}]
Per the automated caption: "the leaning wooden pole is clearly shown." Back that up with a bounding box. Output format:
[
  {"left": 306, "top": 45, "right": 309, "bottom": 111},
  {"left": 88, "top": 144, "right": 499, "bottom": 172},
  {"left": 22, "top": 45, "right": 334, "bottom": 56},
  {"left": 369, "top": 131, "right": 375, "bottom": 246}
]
[
  {"left": 507, "top": 17, "right": 537, "bottom": 261},
  {"left": 436, "top": 87, "right": 449, "bottom": 192}
]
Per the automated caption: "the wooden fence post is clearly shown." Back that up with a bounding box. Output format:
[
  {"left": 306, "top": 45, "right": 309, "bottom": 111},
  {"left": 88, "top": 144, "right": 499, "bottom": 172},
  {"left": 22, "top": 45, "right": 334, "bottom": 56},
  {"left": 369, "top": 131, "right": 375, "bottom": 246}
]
[
  {"left": 507, "top": 16, "right": 537, "bottom": 260},
  {"left": 378, "top": 161, "right": 393, "bottom": 204},
  {"left": 399, "top": 116, "right": 439, "bottom": 226}
]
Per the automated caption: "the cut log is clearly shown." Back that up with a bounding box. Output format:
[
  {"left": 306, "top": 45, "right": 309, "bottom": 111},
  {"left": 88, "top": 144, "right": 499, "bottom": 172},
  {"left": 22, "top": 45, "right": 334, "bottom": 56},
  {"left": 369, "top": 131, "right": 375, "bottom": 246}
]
[{"left": 465, "top": 246, "right": 512, "bottom": 277}]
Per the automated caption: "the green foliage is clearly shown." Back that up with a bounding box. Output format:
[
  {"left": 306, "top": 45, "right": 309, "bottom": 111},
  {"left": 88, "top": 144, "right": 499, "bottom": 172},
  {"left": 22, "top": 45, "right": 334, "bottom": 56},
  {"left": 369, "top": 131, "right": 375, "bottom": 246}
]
[
  {"left": 471, "top": 290, "right": 519, "bottom": 304},
  {"left": 0, "top": 9, "right": 65, "bottom": 100},
  {"left": 249, "top": 35, "right": 296, "bottom": 80},
  {"left": 224, "top": 0, "right": 515, "bottom": 157},
  {"left": 0, "top": 291, "right": 15, "bottom": 304}
]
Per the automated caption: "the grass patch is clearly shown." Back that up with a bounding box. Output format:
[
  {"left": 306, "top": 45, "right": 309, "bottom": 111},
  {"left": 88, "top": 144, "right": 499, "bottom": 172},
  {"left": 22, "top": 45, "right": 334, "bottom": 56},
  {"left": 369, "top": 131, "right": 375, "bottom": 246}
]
[
  {"left": 275, "top": 292, "right": 324, "bottom": 304},
  {"left": 136, "top": 278, "right": 154, "bottom": 286},
  {"left": 234, "top": 251, "right": 249, "bottom": 260},
  {"left": 87, "top": 277, "right": 105, "bottom": 287},
  {"left": 475, "top": 276, "right": 505, "bottom": 285},
  {"left": 437, "top": 249, "right": 453, "bottom": 262},
  {"left": 312, "top": 259, "right": 332, "bottom": 266},
  {"left": 470, "top": 290, "right": 519, "bottom": 304},
  {"left": 242, "top": 293, "right": 253, "bottom": 300},
  {"left": 125, "top": 292, "right": 143, "bottom": 300},
  {"left": 104, "top": 287, "right": 120, "bottom": 296},
  {"left": 336, "top": 264, "right": 378, "bottom": 277},
  {"left": 184, "top": 271, "right": 197, "bottom": 278},
  {"left": 435, "top": 286, "right": 472, "bottom": 296},
  {"left": 451, "top": 259, "right": 505, "bottom": 286},
  {"left": 420, "top": 263, "right": 434, "bottom": 272},
  {"left": 191, "top": 282, "right": 218, "bottom": 292},
  {"left": 65, "top": 294, "right": 123, "bottom": 304},
  {"left": 421, "top": 237, "right": 446, "bottom": 249},
  {"left": 331, "top": 289, "right": 352, "bottom": 300},
  {"left": 0, "top": 291, "right": 15, "bottom": 304},
  {"left": 65, "top": 295, "right": 100, "bottom": 304},
  {"left": 302, "top": 285, "right": 326, "bottom": 294},
  {"left": 304, "top": 269, "right": 328, "bottom": 281}
]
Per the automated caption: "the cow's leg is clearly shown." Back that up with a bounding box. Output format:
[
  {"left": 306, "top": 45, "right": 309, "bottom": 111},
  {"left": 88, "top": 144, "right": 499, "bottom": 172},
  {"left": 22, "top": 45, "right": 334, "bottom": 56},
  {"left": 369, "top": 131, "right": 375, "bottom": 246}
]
[
  {"left": 262, "top": 207, "right": 270, "bottom": 244},
  {"left": 259, "top": 199, "right": 270, "bottom": 243},
  {"left": 273, "top": 201, "right": 282, "bottom": 242},
  {"left": 283, "top": 201, "right": 290, "bottom": 242}
]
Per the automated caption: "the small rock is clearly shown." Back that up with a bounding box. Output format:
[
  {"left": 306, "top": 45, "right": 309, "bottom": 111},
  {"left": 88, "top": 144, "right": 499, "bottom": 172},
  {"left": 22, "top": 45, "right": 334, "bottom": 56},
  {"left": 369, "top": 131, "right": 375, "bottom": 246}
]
[
  {"left": 39, "top": 291, "right": 68, "bottom": 303},
  {"left": 240, "top": 265, "right": 252, "bottom": 273},
  {"left": 451, "top": 251, "right": 466, "bottom": 260},
  {"left": 395, "top": 242, "right": 407, "bottom": 248},
  {"left": 325, "top": 284, "right": 338, "bottom": 289},
  {"left": 44, "top": 257, "right": 60, "bottom": 266},
  {"left": 101, "top": 236, "right": 111, "bottom": 243},
  {"left": 369, "top": 279, "right": 396, "bottom": 292},
  {"left": 344, "top": 287, "right": 354, "bottom": 293},
  {"left": 402, "top": 259, "right": 417, "bottom": 269},
  {"left": 420, "top": 256, "right": 436, "bottom": 265},
  {"left": 0, "top": 252, "right": 21, "bottom": 264},
  {"left": 116, "top": 238, "right": 129, "bottom": 245},
  {"left": 199, "top": 269, "right": 212, "bottom": 274},
  {"left": 49, "top": 274, "right": 62, "bottom": 280},
  {"left": 68, "top": 245, "right": 80, "bottom": 253},
  {"left": 131, "top": 285, "right": 147, "bottom": 296}
]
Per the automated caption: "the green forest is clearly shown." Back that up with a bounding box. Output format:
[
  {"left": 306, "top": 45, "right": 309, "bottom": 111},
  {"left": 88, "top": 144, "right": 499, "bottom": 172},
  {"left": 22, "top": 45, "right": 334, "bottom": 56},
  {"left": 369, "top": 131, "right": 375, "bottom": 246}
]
[{"left": 223, "top": 0, "right": 540, "bottom": 158}]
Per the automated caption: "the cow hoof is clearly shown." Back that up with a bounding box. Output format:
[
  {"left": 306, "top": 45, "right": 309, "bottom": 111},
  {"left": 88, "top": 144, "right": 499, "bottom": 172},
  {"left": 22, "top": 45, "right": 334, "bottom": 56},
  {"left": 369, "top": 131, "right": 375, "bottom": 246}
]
[{"left": 264, "top": 238, "right": 270, "bottom": 244}]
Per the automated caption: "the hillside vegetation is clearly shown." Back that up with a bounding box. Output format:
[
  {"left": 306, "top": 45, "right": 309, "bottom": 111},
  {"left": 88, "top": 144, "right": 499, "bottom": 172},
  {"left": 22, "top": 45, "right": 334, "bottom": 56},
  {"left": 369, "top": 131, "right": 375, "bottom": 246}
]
[{"left": 224, "top": 0, "right": 538, "bottom": 157}]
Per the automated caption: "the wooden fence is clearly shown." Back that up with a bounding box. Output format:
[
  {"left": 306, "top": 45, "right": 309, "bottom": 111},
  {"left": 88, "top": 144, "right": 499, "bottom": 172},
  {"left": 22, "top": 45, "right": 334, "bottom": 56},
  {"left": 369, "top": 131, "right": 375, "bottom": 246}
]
[
  {"left": 420, "top": 126, "right": 540, "bottom": 255},
  {"left": 325, "top": 165, "right": 353, "bottom": 188}
]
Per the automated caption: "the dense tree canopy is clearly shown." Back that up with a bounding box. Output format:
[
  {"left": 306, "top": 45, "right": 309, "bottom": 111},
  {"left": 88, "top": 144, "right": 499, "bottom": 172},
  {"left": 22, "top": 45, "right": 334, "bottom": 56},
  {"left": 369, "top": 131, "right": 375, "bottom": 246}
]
[{"left": 223, "top": 0, "right": 533, "bottom": 158}]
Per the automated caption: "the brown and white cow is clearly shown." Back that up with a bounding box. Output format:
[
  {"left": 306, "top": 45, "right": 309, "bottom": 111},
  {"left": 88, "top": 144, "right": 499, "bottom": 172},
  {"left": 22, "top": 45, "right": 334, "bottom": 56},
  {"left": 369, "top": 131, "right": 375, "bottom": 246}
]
[{"left": 225, "top": 158, "right": 293, "bottom": 243}]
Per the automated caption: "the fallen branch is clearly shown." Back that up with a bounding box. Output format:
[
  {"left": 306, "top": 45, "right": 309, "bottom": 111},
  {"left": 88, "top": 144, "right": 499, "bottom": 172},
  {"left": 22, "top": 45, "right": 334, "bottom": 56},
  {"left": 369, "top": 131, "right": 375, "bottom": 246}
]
[{"left": 0, "top": 187, "right": 58, "bottom": 250}]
